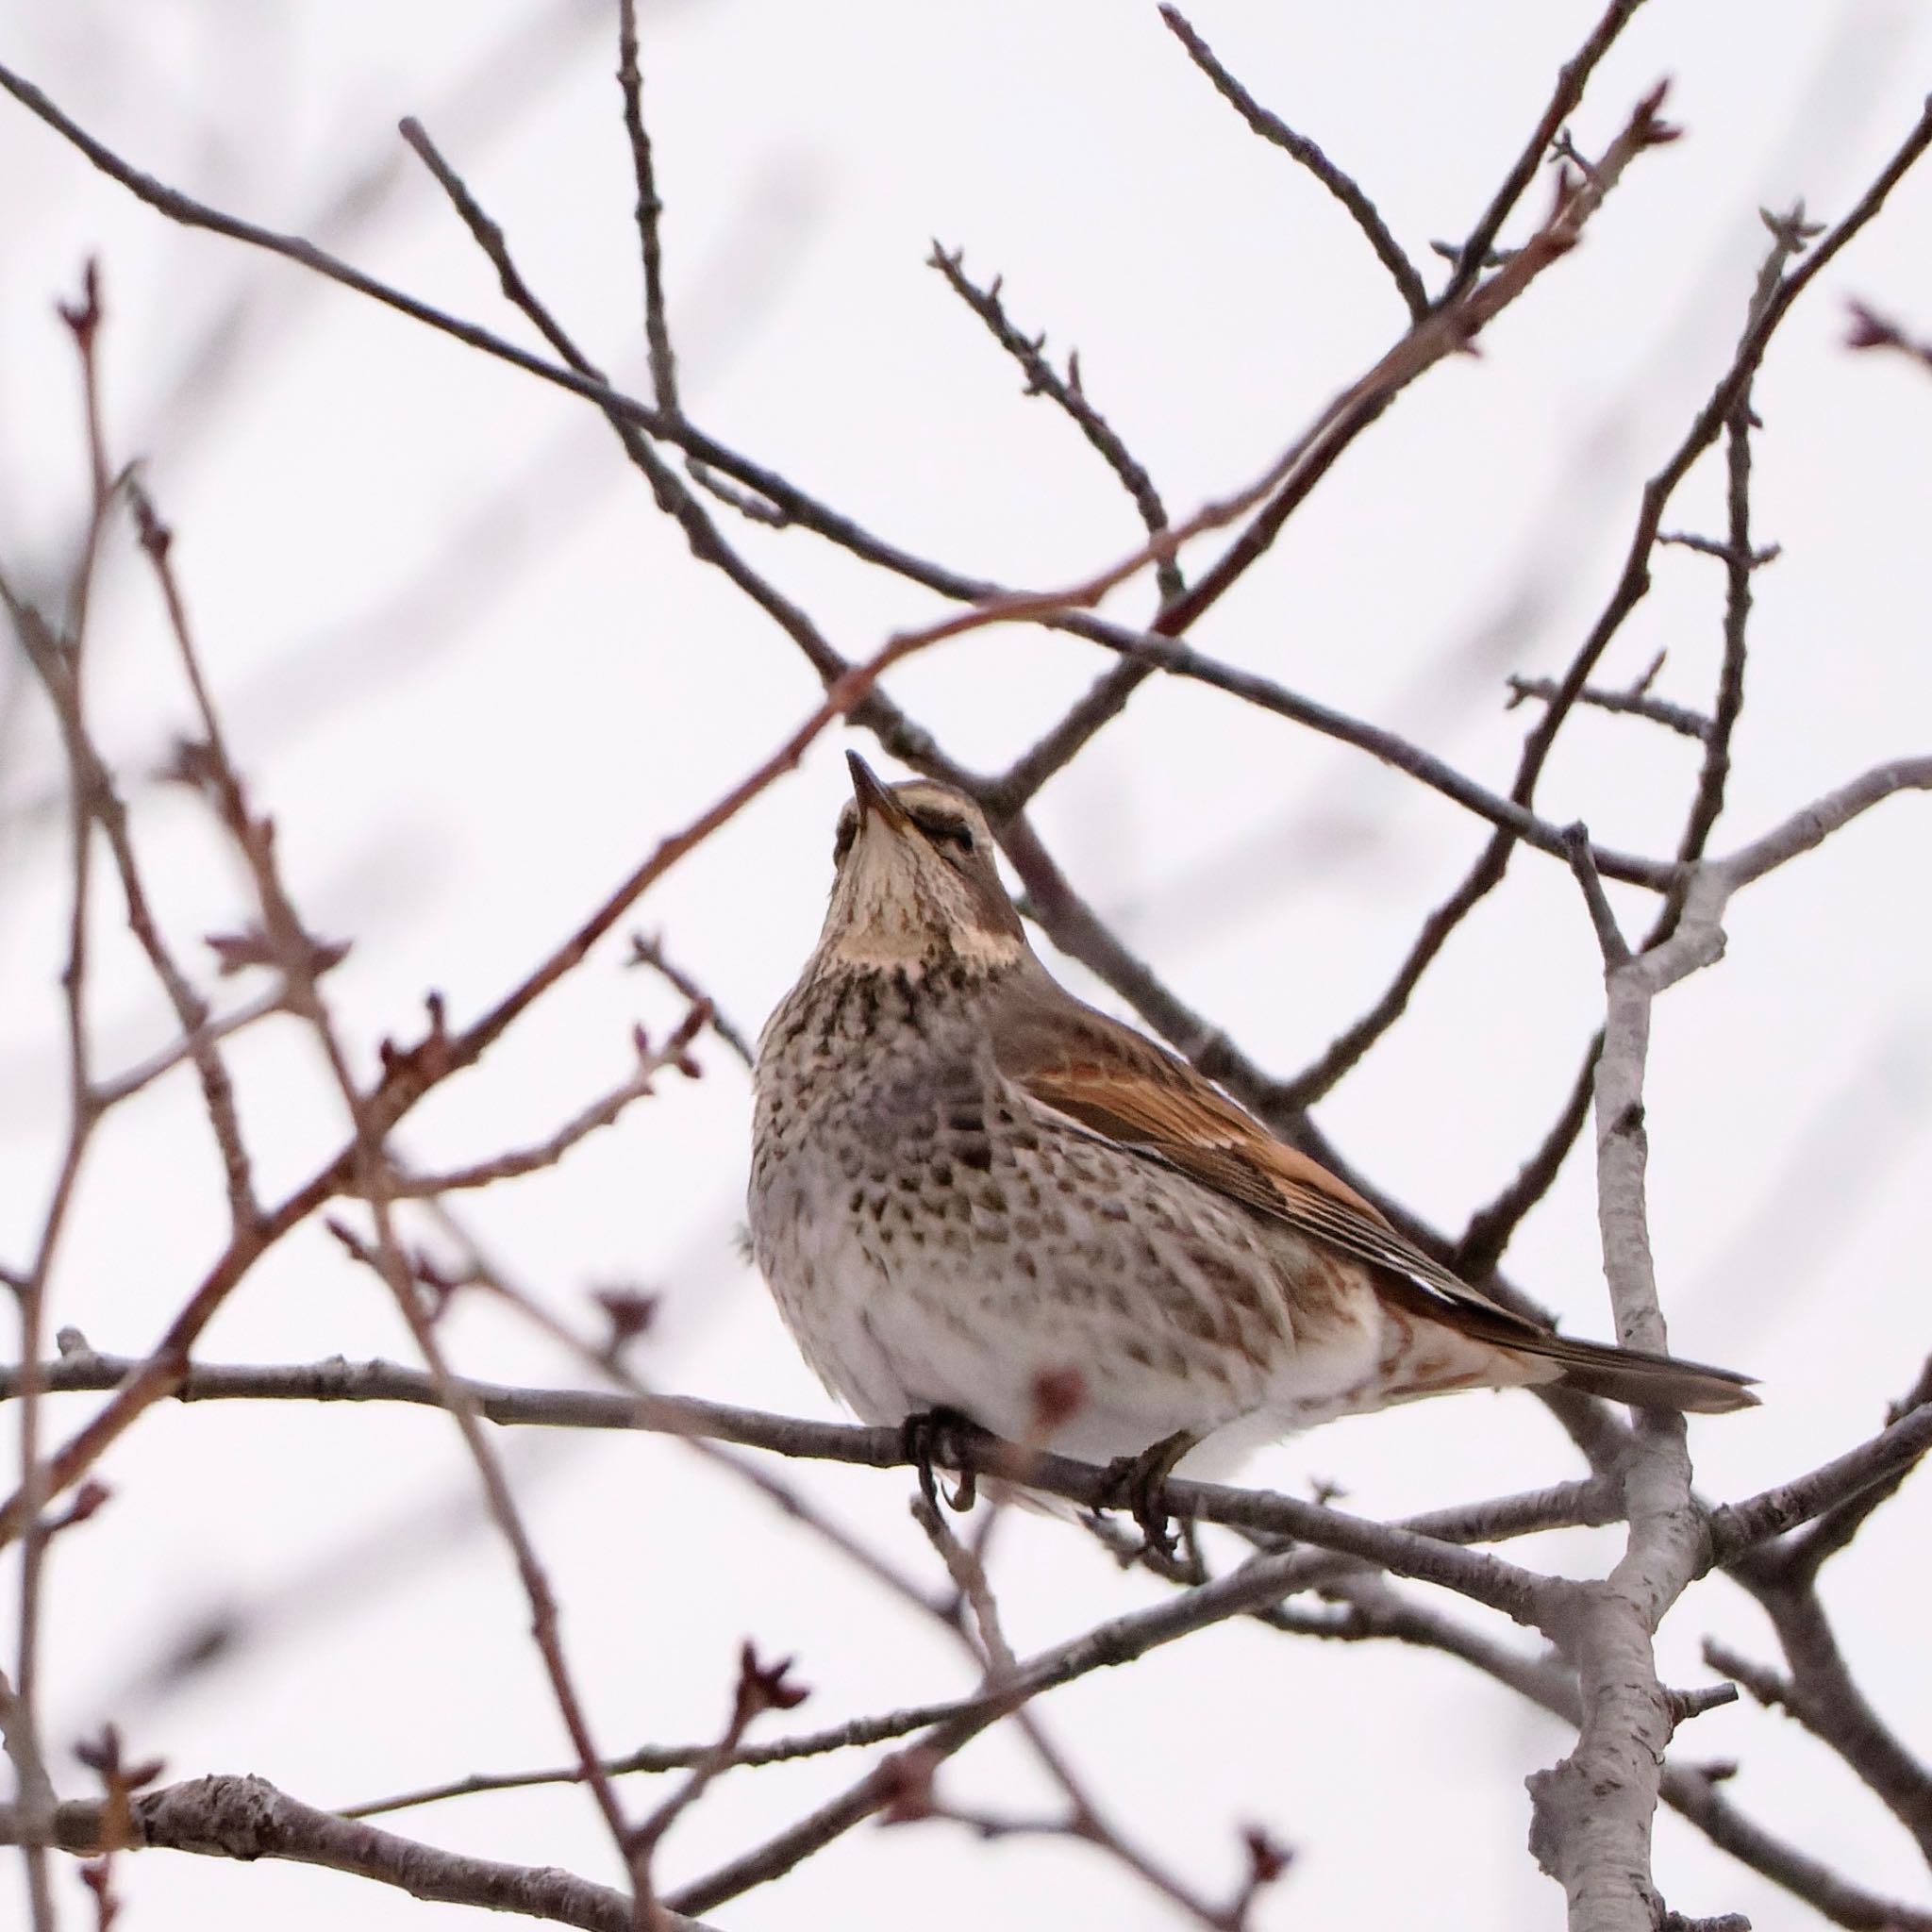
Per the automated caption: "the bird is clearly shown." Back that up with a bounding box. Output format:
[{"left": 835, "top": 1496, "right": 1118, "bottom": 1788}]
[{"left": 747, "top": 754, "right": 1755, "bottom": 1495}]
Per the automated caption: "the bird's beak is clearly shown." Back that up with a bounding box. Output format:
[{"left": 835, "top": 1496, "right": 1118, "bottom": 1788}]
[{"left": 846, "top": 752, "right": 910, "bottom": 831}]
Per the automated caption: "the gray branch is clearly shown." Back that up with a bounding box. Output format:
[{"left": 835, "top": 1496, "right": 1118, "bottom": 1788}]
[
  {"left": 0, "top": 1773, "right": 719, "bottom": 1932},
  {"left": 6, "top": 1348, "right": 1553, "bottom": 1626},
  {"left": 1521, "top": 755, "right": 1932, "bottom": 1926}
]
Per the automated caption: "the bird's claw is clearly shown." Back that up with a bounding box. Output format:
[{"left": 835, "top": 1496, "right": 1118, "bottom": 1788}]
[
  {"left": 902, "top": 1407, "right": 985, "bottom": 1513},
  {"left": 1098, "top": 1429, "right": 1197, "bottom": 1564}
]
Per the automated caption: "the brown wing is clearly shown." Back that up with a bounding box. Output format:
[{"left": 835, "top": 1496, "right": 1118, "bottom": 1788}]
[{"left": 988, "top": 970, "right": 1757, "bottom": 1413}]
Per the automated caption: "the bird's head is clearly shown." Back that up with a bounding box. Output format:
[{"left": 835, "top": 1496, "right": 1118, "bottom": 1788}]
[{"left": 814, "top": 755, "right": 1026, "bottom": 973}]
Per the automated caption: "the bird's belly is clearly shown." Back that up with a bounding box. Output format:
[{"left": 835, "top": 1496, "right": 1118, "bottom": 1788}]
[{"left": 750, "top": 1088, "right": 1387, "bottom": 1464}]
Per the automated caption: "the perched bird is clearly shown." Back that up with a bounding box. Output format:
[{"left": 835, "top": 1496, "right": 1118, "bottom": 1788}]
[{"left": 748, "top": 755, "right": 1754, "bottom": 1486}]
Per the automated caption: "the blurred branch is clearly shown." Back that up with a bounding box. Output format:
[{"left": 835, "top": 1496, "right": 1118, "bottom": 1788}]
[
  {"left": 92, "top": 980, "right": 296, "bottom": 1107},
  {"left": 1042, "top": 625, "right": 1680, "bottom": 885},
  {"left": 899, "top": 1476, "right": 1275, "bottom": 1929},
  {"left": 346, "top": 1485, "right": 1619, "bottom": 1825},
  {"left": 0, "top": 515, "right": 1173, "bottom": 1549},
  {"left": 0, "top": 50, "right": 1688, "bottom": 679},
  {"left": 1847, "top": 299, "right": 1932, "bottom": 373},
  {"left": 1, "top": 268, "right": 125, "bottom": 1932},
  {"left": 1661, "top": 1760, "right": 1932, "bottom": 1932},
  {"left": 7, "top": 551, "right": 259, "bottom": 1233},
  {"left": 341, "top": 1690, "right": 1024, "bottom": 1820},
  {"left": 667, "top": 1533, "right": 1424, "bottom": 1916},
  {"left": 1103, "top": 80, "right": 1686, "bottom": 644},
  {"left": 1772, "top": 1353, "right": 1932, "bottom": 1577}
]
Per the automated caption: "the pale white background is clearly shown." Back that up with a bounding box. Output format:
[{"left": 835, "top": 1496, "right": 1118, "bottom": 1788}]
[{"left": 1, "top": 2, "right": 1929, "bottom": 1927}]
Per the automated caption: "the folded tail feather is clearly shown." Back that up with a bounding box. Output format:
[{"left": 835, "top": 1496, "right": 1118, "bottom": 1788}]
[{"left": 1510, "top": 1328, "right": 1757, "bottom": 1414}]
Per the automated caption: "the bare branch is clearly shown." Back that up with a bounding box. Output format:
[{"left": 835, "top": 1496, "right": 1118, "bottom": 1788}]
[
  {"left": 1293, "top": 1577, "right": 1932, "bottom": 1931},
  {"left": 1710, "top": 1397, "right": 1932, "bottom": 1564},
  {"left": 1059, "top": 624, "right": 1678, "bottom": 886},
  {"left": 0, "top": 1349, "right": 1554, "bottom": 1623},
  {"left": 1562, "top": 821, "right": 1633, "bottom": 967},
  {"left": 1440, "top": 0, "right": 1651, "bottom": 298},
  {"left": 626, "top": 936, "right": 754, "bottom": 1067},
  {"left": 929, "top": 247, "right": 1185, "bottom": 608},
  {"left": 339, "top": 1690, "right": 1014, "bottom": 1820},
  {"left": 373, "top": 1010, "right": 706, "bottom": 1198},
  {"left": 615, "top": 0, "right": 678, "bottom": 413},
  {"left": 0, "top": 1774, "right": 721, "bottom": 1932},
  {"left": 1721, "top": 756, "right": 1932, "bottom": 891},
  {"left": 1672, "top": 207, "right": 1815, "bottom": 871},
  {"left": 1505, "top": 673, "right": 1711, "bottom": 742},
  {"left": 1661, "top": 1761, "right": 1932, "bottom": 1932},
  {"left": 1276, "top": 109, "right": 1932, "bottom": 1107},
  {"left": 1846, "top": 298, "right": 1932, "bottom": 372},
  {"left": 1158, "top": 6, "right": 1428, "bottom": 320}
]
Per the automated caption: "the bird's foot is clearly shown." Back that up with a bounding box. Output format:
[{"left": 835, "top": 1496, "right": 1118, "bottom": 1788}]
[
  {"left": 1098, "top": 1429, "right": 1197, "bottom": 1565},
  {"left": 902, "top": 1407, "right": 987, "bottom": 1514}
]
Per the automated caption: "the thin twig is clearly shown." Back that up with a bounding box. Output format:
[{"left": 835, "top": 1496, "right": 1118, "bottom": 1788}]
[
  {"left": 1673, "top": 206, "right": 1817, "bottom": 873},
  {"left": 1562, "top": 821, "right": 1632, "bottom": 967},
  {"left": 626, "top": 934, "right": 754, "bottom": 1066},
  {"left": 615, "top": 0, "right": 678, "bottom": 414},
  {"left": 1158, "top": 6, "right": 1428, "bottom": 319},
  {"left": 1269, "top": 112, "right": 1932, "bottom": 1113},
  {"left": 929, "top": 245, "right": 1185, "bottom": 606},
  {"left": 339, "top": 1690, "right": 1015, "bottom": 1819},
  {"left": 1505, "top": 673, "right": 1711, "bottom": 742},
  {"left": 1440, "top": 0, "right": 1651, "bottom": 299},
  {"left": 369, "top": 1008, "right": 706, "bottom": 1198}
]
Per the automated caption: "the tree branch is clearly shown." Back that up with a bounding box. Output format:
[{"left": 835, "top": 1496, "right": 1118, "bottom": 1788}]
[
  {"left": 1158, "top": 6, "right": 1429, "bottom": 320},
  {"left": 0, "top": 1774, "right": 719, "bottom": 1932}
]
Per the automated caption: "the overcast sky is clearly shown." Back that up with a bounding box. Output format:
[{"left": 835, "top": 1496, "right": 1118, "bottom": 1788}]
[{"left": 2, "top": 3, "right": 1930, "bottom": 1927}]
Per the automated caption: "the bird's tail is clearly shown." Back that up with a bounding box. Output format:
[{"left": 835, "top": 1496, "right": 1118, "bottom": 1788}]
[{"left": 1509, "top": 1329, "right": 1757, "bottom": 1414}]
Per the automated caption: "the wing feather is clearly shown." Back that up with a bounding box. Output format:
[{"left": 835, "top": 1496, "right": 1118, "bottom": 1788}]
[
  {"left": 992, "top": 974, "right": 1538, "bottom": 1333},
  {"left": 989, "top": 971, "right": 1756, "bottom": 1411}
]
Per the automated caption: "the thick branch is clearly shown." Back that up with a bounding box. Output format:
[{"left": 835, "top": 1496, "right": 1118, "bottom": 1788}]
[{"left": 0, "top": 1774, "right": 718, "bottom": 1932}]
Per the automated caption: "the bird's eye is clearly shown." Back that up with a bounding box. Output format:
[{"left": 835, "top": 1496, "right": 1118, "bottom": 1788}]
[
  {"left": 910, "top": 811, "right": 974, "bottom": 857},
  {"left": 832, "top": 812, "right": 858, "bottom": 866}
]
